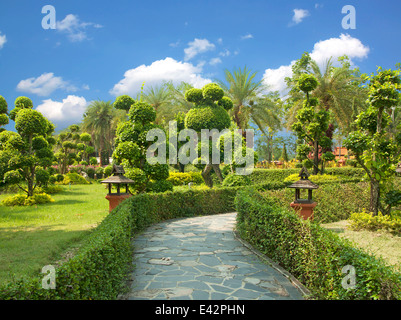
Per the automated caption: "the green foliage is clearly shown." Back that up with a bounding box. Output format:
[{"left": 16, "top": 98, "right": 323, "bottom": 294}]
[
  {"left": 128, "top": 101, "right": 156, "bottom": 124},
  {"left": 15, "top": 109, "right": 49, "bottom": 137},
  {"left": 113, "top": 95, "right": 136, "bottom": 111},
  {"left": 125, "top": 168, "right": 147, "bottom": 193},
  {"left": 166, "top": 172, "right": 203, "bottom": 186},
  {"left": 147, "top": 179, "right": 174, "bottom": 193},
  {"left": 1, "top": 193, "right": 54, "bottom": 206},
  {"left": 184, "top": 105, "right": 232, "bottom": 132},
  {"left": 104, "top": 165, "right": 113, "bottom": 177},
  {"left": 297, "top": 74, "right": 319, "bottom": 93},
  {"left": 349, "top": 210, "right": 401, "bottom": 234},
  {"left": 59, "top": 173, "right": 89, "bottom": 185},
  {"left": 222, "top": 174, "right": 251, "bottom": 187},
  {"left": 235, "top": 188, "right": 401, "bottom": 300},
  {"left": 283, "top": 173, "right": 339, "bottom": 183}
]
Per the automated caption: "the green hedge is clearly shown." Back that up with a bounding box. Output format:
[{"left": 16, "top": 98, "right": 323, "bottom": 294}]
[
  {"left": 0, "top": 187, "right": 237, "bottom": 300},
  {"left": 248, "top": 167, "right": 365, "bottom": 184},
  {"left": 235, "top": 188, "right": 401, "bottom": 300}
]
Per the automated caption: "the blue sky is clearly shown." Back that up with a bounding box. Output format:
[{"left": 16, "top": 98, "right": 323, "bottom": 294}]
[{"left": 0, "top": 0, "right": 400, "bottom": 132}]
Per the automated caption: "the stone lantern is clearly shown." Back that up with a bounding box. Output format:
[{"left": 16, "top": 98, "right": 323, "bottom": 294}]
[
  {"left": 101, "top": 164, "right": 135, "bottom": 213},
  {"left": 288, "top": 167, "right": 319, "bottom": 220}
]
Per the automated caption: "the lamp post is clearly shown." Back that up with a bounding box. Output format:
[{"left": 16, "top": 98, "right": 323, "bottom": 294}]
[
  {"left": 288, "top": 167, "right": 319, "bottom": 220},
  {"left": 101, "top": 164, "right": 135, "bottom": 213}
]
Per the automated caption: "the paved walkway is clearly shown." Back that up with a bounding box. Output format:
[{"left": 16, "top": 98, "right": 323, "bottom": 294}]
[{"left": 125, "top": 213, "right": 306, "bottom": 300}]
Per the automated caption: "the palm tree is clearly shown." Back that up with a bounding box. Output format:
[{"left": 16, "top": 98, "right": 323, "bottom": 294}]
[
  {"left": 217, "top": 67, "right": 265, "bottom": 132},
  {"left": 81, "top": 100, "right": 126, "bottom": 166},
  {"left": 285, "top": 53, "right": 368, "bottom": 133},
  {"left": 143, "top": 84, "right": 172, "bottom": 125}
]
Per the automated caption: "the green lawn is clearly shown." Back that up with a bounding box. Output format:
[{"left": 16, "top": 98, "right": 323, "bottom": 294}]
[
  {"left": 322, "top": 220, "right": 401, "bottom": 272},
  {"left": 0, "top": 183, "right": 110, "bottom": 286}
]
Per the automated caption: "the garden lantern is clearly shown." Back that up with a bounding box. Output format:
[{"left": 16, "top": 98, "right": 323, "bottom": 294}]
[
  {"left": 288, "top": 167, "right": 319, "bottom": 220},
  {"left": 101, "top": 164, "right": 134, "bottom": 212}
]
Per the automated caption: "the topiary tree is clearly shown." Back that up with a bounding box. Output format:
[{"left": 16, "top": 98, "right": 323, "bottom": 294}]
[
  {"left": 112, "top": 99, "right": 172, "bottom": 193},
  {"left": 184, "top": 83, "right": 234, "bottom": 187},
  {"left": 291, "top": 74, "right": 333, "bottom": 175},
  {"left": 0, "top": 95, "right": 9, "bottom": 133},
  {"left": 9, "top": 96, "right": 33, "bottom": 121},
  {"left": 113, "top": 95, "right": 136, "bottom": 112},
  {"left": 1, "top": 106, "right": 55, "bottom": 197},
  {"left": 345, "top": 67, "right": 401, "bottom": 216}
]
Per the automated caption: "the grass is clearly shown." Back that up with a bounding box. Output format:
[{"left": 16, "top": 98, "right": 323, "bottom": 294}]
[
  {"left": 0, "top": 183, "right": 110, "bottom": 286},
  {"left": 322, "top": 220, "right": 401, "bottom": 272}
]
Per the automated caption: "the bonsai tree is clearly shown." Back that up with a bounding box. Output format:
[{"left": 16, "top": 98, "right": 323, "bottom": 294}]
[
  {"left": 184, "top": 83, "right": 234, "bottom": 187},
  {"left": 345, "top": 67, "right": 401, "bottom": 216},
  {"left": 0, "top": 95, "right": 9, "bottom": 133},
  {"left": 291, "top": 74, "right": 333, "bottom": 175},
  {"left": 1, "top": 105, "right": 55, "bottom": 197},
  {"left": 112, "top": 99, "right": 172, "bottom": 193}
]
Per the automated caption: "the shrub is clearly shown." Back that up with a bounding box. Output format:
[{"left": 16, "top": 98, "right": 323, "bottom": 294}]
[
  {"left": 147, "top": 180, "right": 174, "bottom": 193},
  {"left": 222, "top": 174, "right": 251, "bottom": 187},
  {"left": 1, "top": 193, "right": 54, "bottom": 206},
  {"left": 284, "top": 173, "right": 339, "bottom": 184},
  {"left": 348, "top": 210, "right": 401, "bottom": 234},
  {"left": 167, "top": 172, "right": 204, "bottom": 186},
  {"left": 104, "top": 165, "right": 113, "bottom": 177},
  {"left": 89, "top": 157, "right": 98, "bottom": 165},
  {"left": 59, "top": 173, "right": 89, "bottom": 185},
  {"left": 235, "top": 188, "right": 401, "bottom": 300},
  {"left": 86, "top": 167, "right": 95, "bottom": 179},
  {"left": 95, "top": 167, "right": 104, "bottom": 179}
]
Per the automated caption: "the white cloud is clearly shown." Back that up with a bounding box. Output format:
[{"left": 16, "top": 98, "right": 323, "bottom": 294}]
[
  {"left": 57, "top": 14, "right": 102, "bottom": 42},
  {"left": 110, "top": 57, "right": 211, "bottom": 96},
  {"left": 36, "top": 95, "right": 88, "bottom": 125},
  {"left": 217, "top": 38, "right": 223, "bottom": 44},
  {"left": 240, "top": 33, "right": 254, "bottom": 40},
  {"left": 184, "top": 38, "right": 215, "bottom": 61},
  {"left": 16, "top": 72, "right": 78, "bottom": 96},
  {"left": 292, "top": 9, "right": 310, "bottom": 24},
  {"left": 209, "top": 57, "right": 222, "bottom": 66},
  {"left": 219, "top": 49, "right": 230, "bottom": 57},
  {"left": 0, "top": 32, "right": 6, "bottom": 49},
  {"left": 262, "top": 34, "right": 370, "bottom": 96}
]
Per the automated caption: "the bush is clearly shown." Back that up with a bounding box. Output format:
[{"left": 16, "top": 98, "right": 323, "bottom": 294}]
[
  {"left": 58, "top": 173, "right": 89, "bottom": 185},
  {"left": 284, "top": 173, "right": 339, "bottom": 184},
  {"left": 167, "top": 172, "right": 204, "bottom": 186},
  {"left": 86, "top": 167, "right": 95, "bottom": 179},
  {"left": 235, "top": 188, "right": 401, "bottom": 300},
  {"left": 104, "top": 165, "right": 113, "bottom": 177},
  {"left": 349, "top": 210, "right": 401, "bottom": 234},
  {"left": 95, "top": 167, "right": 104, "bottom": 179},
  {"left": 1, "top": 193, "right": 54, "bottom": 206},
  {"left": 147, "top": 180, "right": 173, "bottom": 193},
  {"left": 222, "top": 174, "right": 251, "bottom": 187}
]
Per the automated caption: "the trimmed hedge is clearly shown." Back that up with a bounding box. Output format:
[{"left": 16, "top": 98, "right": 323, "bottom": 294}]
[
  {"left": 0, "top": 187, "right": 237, "bottom": 300},
  {"left": 248, "top": 167, "right": 365, "bottom": 184},
  {"left": 235, "top": 188, "right": 401, "bottom": 300}
]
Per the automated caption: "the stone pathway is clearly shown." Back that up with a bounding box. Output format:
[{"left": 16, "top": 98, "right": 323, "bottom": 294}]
[{"left": 125, "top": 213, "right": 306, "bottom": 300}]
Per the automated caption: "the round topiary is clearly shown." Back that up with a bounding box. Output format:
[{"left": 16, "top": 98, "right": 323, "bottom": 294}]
[
  {"left": 185, "top": 88, "right": 203, "bottom": 104},
  {"left": 222, "top": 173, "right": 251, "bottom": 187},
  {"left": 125, "top": 167, "right": 147, "bottom": 193},
  {"left": 113, "top": 141, "right": 140, "bottom": 165},
  {"left": 202, "top": 83, "right": 224, "bottom": 101},
  {"left": 143, "top": 162, "right": 170, "bottom": 180},
  {"left": 185, "top": 105, "right": 231, "bottom": 132},
  {"left": 129, "top": 101, "right": 156, "bottom": 124},
  {"left": 0, "top": 96, "right": 8, "bottom": 114},
  {"left": 298, "top": 74, "right": 319, "bottom": 93},
  {"left": 15, "top": 109, "right": 48, "bottom": 137},
  {"left": 218, "top": 96, "right": 234, "bottom": 111},
  {"left": 147, "top": 179, "right": 173, "bottom": 193},
  {"left": 114, "top": 95, "right": 136, "bottom": 111},
  {"left": 14, "top": 96, "right": 33, "bottom": 109}
]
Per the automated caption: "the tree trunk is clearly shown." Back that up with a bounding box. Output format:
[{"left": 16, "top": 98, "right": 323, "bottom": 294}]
[
  {"left": 212, "top": 164, "right": 224, "bottom": 182},
  {"left": 178, "top": 163, "right": 185, "bottom": 173},
  {"left": 370, "top": 179, "right": 380, "bottom": 216},
  {"left": 202, "top": 164, "right": 214, "bottom": 188},
  {"left": 313, "top": 140, "right": 319, "bottom": 175}
]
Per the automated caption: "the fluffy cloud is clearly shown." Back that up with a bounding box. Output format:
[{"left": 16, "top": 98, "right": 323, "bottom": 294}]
[
  {"left": 209, "top": 57, "right": 222, "bottom": 65},
  {"left": 184, "top": 38, "right": 215, "bottom": 61},
  {"left": 240, "top": 33, "right": 254, "bottom": 40},
  {"left": 263, "top": 34, "right": 370, "bottom": 96},
  {"left": 110, "top": 57, "right": 211, "bottom": 96},
  {"left": 0, "top": 32, "right": 6, "bottom": 49},
  {"left": 16, "top": 73, "right": 78, "bottom": 96},
  {"left": 36, "top": 95, "right": 89, "bottom": 128},
  {"left": 57, "top": 14, "right": 102, "bottom": 42},
  {"left": 292, "top": 9, "right": 310, "bottom": 24}
]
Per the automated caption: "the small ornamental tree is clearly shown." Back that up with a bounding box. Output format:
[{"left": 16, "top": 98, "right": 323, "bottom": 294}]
[
  {"left": 113, "top": 95, "right": 136, "bottom": 112},
  {"left": 291, "top": 74, "right": 332, "bottom": 175},
  {"left": 55, "top": 125, "right": 83, "bottom": 174},
  {"left": 1, "top": 105, "right": 55, "bottom": 197},
  {"left": 9, "top": 96, "right": 34, "bottom": 121},
  {"left": 0, "top": 95, "right": 9, "bottom": 133},
  {"left": 112, "top": 99, "right": 172, "bottom": 193},
  {"left": 345, "top": 67, "right": 401, "bottom": 216}
]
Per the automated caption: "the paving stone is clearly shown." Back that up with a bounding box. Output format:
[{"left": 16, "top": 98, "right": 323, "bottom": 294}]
[{"left": 126, "top": 213, "right": 305, "bottom": 301}]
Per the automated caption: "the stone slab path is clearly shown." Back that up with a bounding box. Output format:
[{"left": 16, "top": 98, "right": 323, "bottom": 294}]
[{"left": 125, "top": 213, "right": 306, "bottom": 300}]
